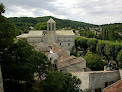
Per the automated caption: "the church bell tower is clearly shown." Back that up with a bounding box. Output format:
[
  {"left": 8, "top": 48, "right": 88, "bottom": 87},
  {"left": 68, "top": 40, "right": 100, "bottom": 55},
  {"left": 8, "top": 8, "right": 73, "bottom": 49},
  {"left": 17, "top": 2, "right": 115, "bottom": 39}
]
[
  {"left": 47, "top": 18, "right": 56, "bottom": 30},
  {"left": 43, "top": 18, "right": 56, "bottom": 44}
]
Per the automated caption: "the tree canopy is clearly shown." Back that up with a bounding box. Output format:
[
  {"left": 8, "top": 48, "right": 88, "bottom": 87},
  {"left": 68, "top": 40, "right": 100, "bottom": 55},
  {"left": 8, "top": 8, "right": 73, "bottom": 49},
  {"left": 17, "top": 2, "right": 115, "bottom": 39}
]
[
  {"left": 1, "top": 39, "right": 51, "bottom": 92},
  {"left": 42, "top": 71, "right": 81, "bottom": 92},
  {"left": 0, "top": 3, "right": 5, "bottom": 15},
  {"left": 75, "top": 37, "right": 122, "bottom": 68},
  {"left": 85, "top": 53, "right": 106, "bottom": 71},
  {"left": 117, "top": 50, "right": 122, "bottom": 68},
  {"left": 34, "top": 22, "right": 47, "bottom": 30},
  {"left": 1, "top": 39, "right": 51, "bottom": 81},
  {"left": 0, "top": 16, "right": 16, "bottom": 52}
]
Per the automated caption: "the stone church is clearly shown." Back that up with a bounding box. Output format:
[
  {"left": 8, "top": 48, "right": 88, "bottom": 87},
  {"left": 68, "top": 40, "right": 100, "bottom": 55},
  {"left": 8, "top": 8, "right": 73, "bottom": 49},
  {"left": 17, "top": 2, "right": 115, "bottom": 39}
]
[{"left": 17, "top": 18, "right": 75, "bottom": 51}]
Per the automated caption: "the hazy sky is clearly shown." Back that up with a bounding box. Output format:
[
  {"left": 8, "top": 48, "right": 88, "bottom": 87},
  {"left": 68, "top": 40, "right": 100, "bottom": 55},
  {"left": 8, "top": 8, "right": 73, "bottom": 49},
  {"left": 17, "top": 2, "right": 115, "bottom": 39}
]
[{"left": 1, "top": 0, "right": 122, "bottom": 25}]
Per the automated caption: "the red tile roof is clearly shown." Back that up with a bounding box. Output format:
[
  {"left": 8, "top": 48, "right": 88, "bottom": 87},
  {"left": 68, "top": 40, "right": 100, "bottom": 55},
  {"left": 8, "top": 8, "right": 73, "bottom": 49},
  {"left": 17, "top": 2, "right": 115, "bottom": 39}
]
[{"left": 102, "top": 80, "right": 122, "bottom": 92}]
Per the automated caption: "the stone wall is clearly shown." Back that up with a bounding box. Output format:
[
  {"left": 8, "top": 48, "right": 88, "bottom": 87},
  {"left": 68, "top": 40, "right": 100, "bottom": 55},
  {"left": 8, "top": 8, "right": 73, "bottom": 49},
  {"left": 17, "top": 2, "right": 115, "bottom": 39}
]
[
  {"left": 48, "top": 53, "right": 58, "bottom": 64},
  {"left": 89, "top": 71, "right": 120, "bottom": 92},
  {"left": 57, "top": 36, "right": 75, "bottom": 51},
  {"left": 70, "top": 71, "right": 120, "bottom": 92},
  {"left": 28, "top": 37, "right": 42, "bottom": 43},
  {"left": 43, "top": 31, "right": 56, "bottom": 44},
  {"left": 0, "top": 66, "right": 4, "bottom": 92},
  {"left": 70, "top": 72, "right": 90, "bottom": 91},
  {"left": 119, "top": 69, "right": 122, "bottom": 79}
]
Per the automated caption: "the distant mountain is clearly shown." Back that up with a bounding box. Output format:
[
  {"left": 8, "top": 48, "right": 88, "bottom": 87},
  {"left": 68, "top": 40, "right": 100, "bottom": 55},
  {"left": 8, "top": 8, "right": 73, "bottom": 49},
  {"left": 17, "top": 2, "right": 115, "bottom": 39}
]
[
  {"left": 7, "top": 16, "right": 98, "bottom": 31},
  {"left": 7, "top": 16, "right": 122, "bottom": 33}
]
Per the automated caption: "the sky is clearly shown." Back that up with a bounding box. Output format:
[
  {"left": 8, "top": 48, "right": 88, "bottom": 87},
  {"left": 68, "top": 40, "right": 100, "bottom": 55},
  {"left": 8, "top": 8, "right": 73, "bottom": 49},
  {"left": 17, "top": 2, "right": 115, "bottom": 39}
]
[{"left": 1, "top": 0, "right": 122, "bottom": 25}]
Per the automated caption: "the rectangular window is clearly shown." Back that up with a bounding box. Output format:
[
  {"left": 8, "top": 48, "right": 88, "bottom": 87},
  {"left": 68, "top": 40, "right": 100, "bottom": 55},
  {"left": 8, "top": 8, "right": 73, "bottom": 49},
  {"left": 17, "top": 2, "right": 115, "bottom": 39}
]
[
  {"left": 50, "top": 58, "right": 52, "bottom": 61},
  {"left": 68, "top": 43, "right": 70, "bottom": 46},
  {"left": 95, "top": 88, "right": 101, "bottom": 92},
  {"left": 52, "top": 23, "right": 54, "bottom": 30},
  {"left": 60, "top": 43, "right": 61, "bottom": 45},
  {"left": 105, "top": 82, "right": 109, "bottom": 88}
]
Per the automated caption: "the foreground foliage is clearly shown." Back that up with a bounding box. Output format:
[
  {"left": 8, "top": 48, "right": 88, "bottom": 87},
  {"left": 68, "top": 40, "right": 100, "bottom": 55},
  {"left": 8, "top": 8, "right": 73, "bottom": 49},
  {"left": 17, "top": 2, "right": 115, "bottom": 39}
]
[
  {"left": 1, "top": 39, "right": 51, "bottom": 92},
  {"left": 42, "top": 71, "right": 81, "bottom": 92},
  {"left": 0, "top": 15, "right": 16, "bottom": 53}
]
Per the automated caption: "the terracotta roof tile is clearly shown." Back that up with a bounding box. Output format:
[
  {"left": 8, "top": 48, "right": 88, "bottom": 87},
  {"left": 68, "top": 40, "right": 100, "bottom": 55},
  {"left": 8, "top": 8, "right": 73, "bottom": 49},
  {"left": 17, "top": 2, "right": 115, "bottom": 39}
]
[{"left": 102, "top": 80, "right": 122, "bottom": 92}]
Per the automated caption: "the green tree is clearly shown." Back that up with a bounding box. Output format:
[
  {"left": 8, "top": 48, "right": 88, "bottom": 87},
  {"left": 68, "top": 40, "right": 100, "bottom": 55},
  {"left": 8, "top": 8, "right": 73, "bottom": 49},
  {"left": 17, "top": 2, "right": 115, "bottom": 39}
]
[
  {"left": 34, "top": 22, "right": 47, "bottom": 30},
  {"left": 42, "top": 71, "right": 81, "bottom": 92},
  {"left": 112, "top": 44, "right": 122, "bottom": 66},
  {"left": 79, "top": 30, "right": 95, "bottom": 38},
  {"left": 0, "top": 15, "right": 16, "bottom": 53},
  {"left": 87, "top": 39, "right": 98, "bottom": 53},
  {"left": 117, "top": 49, "right": 122, "bottom": 68},
  {"left": 1, "top": 39, "right": 51, "bottom": 92},
  {"left": 96, "top": 41, "right": 106, "bottom": 56},
  {"left": 0, "top": 3, "right": 5, "bottom": 15},
  {"left": 97, "top": 27, "right": 120, "bottom": 41},
  {"left": 75, "top": 37, "right": 80, "bottom": 53},
  {"left": 75, "top": 37, "right": 88, "bottom": 54},
  {"left": 79, "top": 37, "right": 88, "bottom": 54},
  {"left": 85, "top": 53, "right": 106, "bottom": 71},
  {"left": 104, "top": 43, "right": 114, "bottom": 63},
  {"left": 2, "top": 39, "right": 51, "bottom": 81},
  {"left": 104, "top": 43, "right": 122, "bottom": 66}
]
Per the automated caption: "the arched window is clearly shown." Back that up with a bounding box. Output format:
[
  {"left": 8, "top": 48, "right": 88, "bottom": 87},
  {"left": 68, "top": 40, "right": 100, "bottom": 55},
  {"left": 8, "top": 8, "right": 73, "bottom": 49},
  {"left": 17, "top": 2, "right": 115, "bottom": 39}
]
[
  {"left": 52, "top": 23, "right": 54, "bottom": 30},
  {"left": 49, "top": 23, "right": 50, "bottom": 30}
]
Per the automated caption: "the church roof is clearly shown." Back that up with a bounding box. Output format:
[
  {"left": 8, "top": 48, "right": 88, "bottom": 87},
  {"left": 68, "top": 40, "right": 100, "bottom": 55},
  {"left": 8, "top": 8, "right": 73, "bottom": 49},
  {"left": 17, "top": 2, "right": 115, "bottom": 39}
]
[
  {"left": 56, "top": 30, "right": 75, "bottom": 35},
  {"left": 28, "top": 31, "right": 43, "bottom": 37},
  {"left": 47, "top": 18, "right": 56, "bottom": 23}
]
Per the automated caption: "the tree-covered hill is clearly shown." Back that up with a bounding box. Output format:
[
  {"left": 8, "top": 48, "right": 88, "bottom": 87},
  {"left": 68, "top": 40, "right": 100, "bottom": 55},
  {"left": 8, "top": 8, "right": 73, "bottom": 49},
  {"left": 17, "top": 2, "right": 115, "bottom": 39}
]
[
  {"left": 7, "top": 16, "right": 122, "bottom": 37},
  {"left": 101, "top": 23, "right": 122, "bottom": 33},
  {"left": 7, "top": 16, "right": 97, "bottom": 31}
]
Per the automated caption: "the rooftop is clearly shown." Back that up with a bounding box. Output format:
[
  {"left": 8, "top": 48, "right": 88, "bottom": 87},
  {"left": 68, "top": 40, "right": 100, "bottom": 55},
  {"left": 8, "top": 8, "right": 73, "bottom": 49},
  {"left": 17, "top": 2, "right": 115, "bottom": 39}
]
[
  {"left": 16, "top": 33, "right": 29, "bottom": 38},
  {"left": 32, "top": 42, "right": 50, "bottom": 52},
  {"left": 47, "top": 18, "right": 56, "bottom": 23},
  {"left": 86, "top": 70, "right": 119, "bottom": 74},
  {"left": 102, "top": 80, "right": 122, "bottom": 92},
  {"left": 56, "top": 30, "right": 75, "bottom": 35},
  {"left": 57, "top": 56, "right": 85, "bottom": 69},
  {"left": 28, "top": 31, "right": 43, "bottom": 37}
]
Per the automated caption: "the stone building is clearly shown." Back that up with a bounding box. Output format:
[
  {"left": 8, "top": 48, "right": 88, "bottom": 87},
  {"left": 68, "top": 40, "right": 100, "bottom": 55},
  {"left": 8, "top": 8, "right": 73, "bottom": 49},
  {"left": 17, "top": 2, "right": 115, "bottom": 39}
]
[
  {"left": 70, "top": 71, "right": 120, "bottom": 92},
  {"left": 17, "top": 18, "right": 75, "bottom": 51}
]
